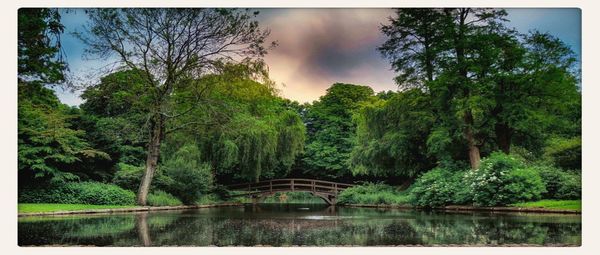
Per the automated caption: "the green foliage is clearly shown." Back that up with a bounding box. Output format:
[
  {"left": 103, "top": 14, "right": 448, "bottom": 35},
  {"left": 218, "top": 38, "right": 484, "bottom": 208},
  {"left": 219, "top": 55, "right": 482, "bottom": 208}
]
[
  {"left": 351, "top": 89, "right": 435, "bottom": 178},
  {"left": 18, "top": 8, "right": 66, "bottom": 84},
  {"left": 544, "top": 137, "right": 581, "bottom": 170},
  {"left": 147, "top": 190, "right": 183, "bottom": 206},
  {"left": 409, "top": 168, "right": 468, "bottom": 207},
  {"left": 409, "top": 153, "right": 551, "bottom": 207},
  {"left": 18, "top": 204, "right": 134, "bottom": 213},
  {"left": 19, "top": 182, "right": 136, "bottom": 205},
  {"left": 534, "top": 165, "right": 581, "bottom": 200},
  {"left": 338, "top": 183, "right": 410, "bottom": 205},
  {"left": 18, "top": 82, "right": 109, "bottom": 184},
  {"left": 161, "top": 144, "right": 214, "bottom": 204},
  {"left": 181, "top": 68, "right": 307, "bottom": 183},
  {"left": 379, "top": 8, "right": 580, "bottom": 170},
  {"left": 195, "top": 194, "right": 222, "bottom": 205},
  {"left": 466, "top": 153, "right": 545, "bottom": 206},
  {"left": 111, "top": 163, "right": 174, "bottom": 192},
  {"left": 302, "top": 83, "right": 375, "bottom": 179}
]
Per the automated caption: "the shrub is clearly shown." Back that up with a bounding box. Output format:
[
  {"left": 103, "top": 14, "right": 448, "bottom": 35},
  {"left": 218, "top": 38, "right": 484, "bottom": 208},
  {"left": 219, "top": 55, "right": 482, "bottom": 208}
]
[
  {"left": 161, "top": 144, "right": 214, "bottom": 204},
  {"left": 112, "top": 163, "right": 175, "bottom": 191},
  {"left": 544, "top": 137, "right": 581, "bottom": 170},
  {"left": 534, "top": 165, "right": 581, "bottom": 199},
  {"left": 467, "top": 152, "right": 545, "bottom": 206},
  {"left": 557, "top": 173, "right": 582, "bottom": 200},
  {"left": 409, "top": 168, "right": 465, "bottom": 207},
  {"left": 19, "top": 181, "right": 136, "bottom": 205},
  {"left": 337, "top": 183, "right": 409, "bottom": 205},
  {"left": 147, "top": 190, "right": 183, "bottom": 206},
  {"left": 195, "top": 194, "right": 221, "bottom": 205}
]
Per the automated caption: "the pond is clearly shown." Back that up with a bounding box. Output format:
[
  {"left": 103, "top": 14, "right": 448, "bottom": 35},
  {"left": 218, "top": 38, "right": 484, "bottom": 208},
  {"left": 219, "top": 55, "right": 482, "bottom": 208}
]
[{"left": 18, "top": 204, "right": 581, "bottom": 246}]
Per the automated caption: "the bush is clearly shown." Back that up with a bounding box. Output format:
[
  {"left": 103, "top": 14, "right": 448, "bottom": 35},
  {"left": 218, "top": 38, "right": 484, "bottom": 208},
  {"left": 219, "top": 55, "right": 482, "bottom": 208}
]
[
  {"left": 337, "top": 183, "right": 409, "bottom": 205},
  {"left": 534, "top": 165, "right": 581, "bottom": 199},
  {"left": 409, "top": 168, "right": 466, "bottom": 207},
  {"left": 195, "top": 194, "right": 221, "bottom": 205},
  {"left": 161, "top": 144, "right": 214, "bottom": 204},
  {"left": 409, "top": 152, "right": 549, "bottom": 207},
  {"left": 112, "top": 163, "right": 175, "bottom": 192},
  {"left": 544, "top": 137, "right": 581, "bottom": 170},
  {"left": 467, "top": 152, "right": 545, "bottom": 206},
  {"left": 19, "top": 181, "right": 136, "bottom": 205},
  {"left": 147, "top": 190, "right": 183, "bottom": 206}
]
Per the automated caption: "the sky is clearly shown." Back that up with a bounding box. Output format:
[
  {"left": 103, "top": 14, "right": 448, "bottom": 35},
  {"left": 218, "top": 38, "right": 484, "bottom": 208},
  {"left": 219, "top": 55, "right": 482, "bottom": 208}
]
[{"left": 54, "top": 8, "right": 582, "bottom": 106}]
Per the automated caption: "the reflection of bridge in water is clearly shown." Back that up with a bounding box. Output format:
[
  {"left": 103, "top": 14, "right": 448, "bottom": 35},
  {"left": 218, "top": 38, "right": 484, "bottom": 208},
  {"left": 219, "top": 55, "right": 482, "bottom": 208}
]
[{"left": 226, "top": 179, "right": 354, "bottom": 205}]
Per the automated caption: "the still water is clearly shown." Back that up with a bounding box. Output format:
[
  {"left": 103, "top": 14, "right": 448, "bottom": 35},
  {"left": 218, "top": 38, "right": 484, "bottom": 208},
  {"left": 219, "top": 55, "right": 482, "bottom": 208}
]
[{"left": 18, "top": 204, "right": 581, "bottom": 246}]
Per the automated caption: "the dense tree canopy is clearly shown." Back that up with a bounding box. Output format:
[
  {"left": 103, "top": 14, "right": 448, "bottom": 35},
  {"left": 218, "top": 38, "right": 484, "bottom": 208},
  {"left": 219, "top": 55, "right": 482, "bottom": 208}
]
[
  {"left": 300, "top": 83, "right": 374, "bottom": 180},
  {"left": 18, "top": 8, "right": 581, "bottom": 207},
  {"left": 377, "top": 8, "right": 581, "bottom": 171}
]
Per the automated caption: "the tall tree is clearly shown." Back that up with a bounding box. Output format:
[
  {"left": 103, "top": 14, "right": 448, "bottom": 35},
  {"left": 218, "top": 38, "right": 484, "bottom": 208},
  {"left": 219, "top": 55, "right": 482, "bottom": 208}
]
[
  {"left": 381, "top": 8, "right": 508, "bottom": 169},
  {"left": 18, "top": 9, "right": 107, "bottom": 185},
  {"left": 379, "top": 8, "right": 444, "bottom": 88},
  {"left": 80, "top": 9, "right": 272, "bottom": 205},
  {"left": 301, "top": 83, "right": 374, "bottom": 180},
  {"left": 350, "top": 89, "right": 436, "bottom": 180},
  {"left": 488, "top": 31, "right": 580, "bottom": 154}
]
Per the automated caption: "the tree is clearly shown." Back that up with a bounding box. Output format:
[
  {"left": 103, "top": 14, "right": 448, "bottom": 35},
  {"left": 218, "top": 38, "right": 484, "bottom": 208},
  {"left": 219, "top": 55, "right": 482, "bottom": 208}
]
[
  {"left": 80, "top": 9, "right": 272, "bottom": 205},
  {"left": 18, "top": 8, "right": 67, "bottom": 85},
  {"left": 380, "top": 8, "right": 509, "bottom": 169},
  {"left": 18, "top": 9, "right": 108, "bottom": 185},
  {"left": 301, "top": 83, "right": 374, "bottom": 180},
  {"left": 166, "top": 63, "right": 306, "bottom": 183},
  {"left": 379, "top": 8, "right": 444, "bottom": 88},
  {"left": 350, "top": 89, "right": 436, "bottom": 179}
]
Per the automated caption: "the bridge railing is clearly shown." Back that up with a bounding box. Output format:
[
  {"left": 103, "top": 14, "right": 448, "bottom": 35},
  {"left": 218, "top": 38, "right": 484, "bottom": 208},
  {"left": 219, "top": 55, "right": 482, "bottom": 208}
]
[{"left": 226, "top": 178, "right": 354, "bottom": 197}]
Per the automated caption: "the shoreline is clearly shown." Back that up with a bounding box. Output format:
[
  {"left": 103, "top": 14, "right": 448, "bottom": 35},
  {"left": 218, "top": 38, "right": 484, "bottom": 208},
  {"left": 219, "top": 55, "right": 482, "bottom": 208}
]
[
  {"left": 18, "top": 202, "right": 581, "bottom": 217},
  {"left": 345, "top": 204, "right": 581, "bottom": 214},
  {"left": 18, "top": 202, "right": 243, "bottom": 217}
]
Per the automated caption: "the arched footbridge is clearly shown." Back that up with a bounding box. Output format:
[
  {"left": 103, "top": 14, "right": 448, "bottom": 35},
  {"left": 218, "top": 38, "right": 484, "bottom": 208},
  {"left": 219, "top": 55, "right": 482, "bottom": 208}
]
[{"left": 226, "top": 179, "right": 354, "bottom": 205}]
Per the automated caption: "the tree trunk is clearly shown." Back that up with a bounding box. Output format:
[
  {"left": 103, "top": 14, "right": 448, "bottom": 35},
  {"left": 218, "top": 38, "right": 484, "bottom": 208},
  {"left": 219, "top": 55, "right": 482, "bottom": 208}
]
[
  {"left": 137, "top": 115, "right": 164, "bottom": 205},
  {"left": 495, "top": 122, "right": 512, "bottom": 154},
  {"left": 464, "top": 111, "right": 481, "bottom": 169}
]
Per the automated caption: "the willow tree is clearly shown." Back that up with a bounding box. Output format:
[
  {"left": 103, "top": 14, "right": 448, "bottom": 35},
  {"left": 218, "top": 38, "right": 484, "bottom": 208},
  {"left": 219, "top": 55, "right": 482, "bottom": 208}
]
[{"left": 80, "top": 9, "right": 272, "bottom": 205}]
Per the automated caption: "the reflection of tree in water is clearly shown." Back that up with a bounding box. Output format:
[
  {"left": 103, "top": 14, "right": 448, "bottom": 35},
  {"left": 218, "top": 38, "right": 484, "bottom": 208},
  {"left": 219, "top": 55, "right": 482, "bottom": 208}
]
[
  {"left": 406, "top": 211, "right": 581, "bottom": 245},
  {"left": 136, "top": 213, "right": 151, "bottom": 246},
  {"left": 18, "top": 208, "right": 581, "bottom": 246},
  {"left": 19, "top": 214, "right": 139, "bottom": 246}
]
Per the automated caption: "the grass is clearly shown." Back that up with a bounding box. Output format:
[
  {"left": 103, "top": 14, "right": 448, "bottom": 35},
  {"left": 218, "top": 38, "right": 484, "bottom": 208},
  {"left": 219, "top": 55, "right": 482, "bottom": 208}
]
[
  {"left": 511, "top": 200, "right": 581, "bottom": 211},
  {"left": 18, "top": 203, "right": 136, "bottom": 213}
]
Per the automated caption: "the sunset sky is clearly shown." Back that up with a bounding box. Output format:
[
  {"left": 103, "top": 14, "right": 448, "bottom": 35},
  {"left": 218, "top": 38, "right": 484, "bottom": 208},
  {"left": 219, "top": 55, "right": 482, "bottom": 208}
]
[{"left": 55, "top": 8, "right": 581, "bottom": 106}]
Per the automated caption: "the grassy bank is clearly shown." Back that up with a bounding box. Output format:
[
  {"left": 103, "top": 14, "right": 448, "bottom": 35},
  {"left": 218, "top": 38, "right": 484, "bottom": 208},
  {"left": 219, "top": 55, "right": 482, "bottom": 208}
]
[
  {"left": 511, "top": 200, "right": 581, "bottom": 211},
  {"left": 18, "top": 203, "right": 137, "bottom": 213}
]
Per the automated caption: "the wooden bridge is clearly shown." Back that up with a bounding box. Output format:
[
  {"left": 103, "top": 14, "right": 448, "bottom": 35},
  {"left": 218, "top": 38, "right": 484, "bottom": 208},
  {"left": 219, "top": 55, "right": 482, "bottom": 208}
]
[{"left": 226, "top": 178, "right": 354, "bottom": 205}]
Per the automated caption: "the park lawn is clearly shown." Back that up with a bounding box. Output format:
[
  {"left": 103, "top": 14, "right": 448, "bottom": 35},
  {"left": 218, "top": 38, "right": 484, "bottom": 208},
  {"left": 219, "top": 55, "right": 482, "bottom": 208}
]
[
  {"left": 18, "top": 203, "right": 137, "bottom": 213},
  {"left": 511, "top": 200, "right": 581, "bottom": 211}
]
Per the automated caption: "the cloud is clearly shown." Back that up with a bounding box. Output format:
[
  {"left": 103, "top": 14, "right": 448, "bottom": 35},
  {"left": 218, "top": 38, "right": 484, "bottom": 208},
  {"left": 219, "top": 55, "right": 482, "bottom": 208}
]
[{"left": 258, "top": 9, "right": 397, "bottom": 103}]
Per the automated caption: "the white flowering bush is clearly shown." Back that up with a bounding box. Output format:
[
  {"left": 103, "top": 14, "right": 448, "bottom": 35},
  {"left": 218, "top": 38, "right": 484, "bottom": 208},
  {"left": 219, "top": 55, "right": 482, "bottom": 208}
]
[
  {"left": 409, "top": 152, "right": 546, "bottom": 208},
  {"left": 467, "top": 152, "right": 545, "bottom": 206}
]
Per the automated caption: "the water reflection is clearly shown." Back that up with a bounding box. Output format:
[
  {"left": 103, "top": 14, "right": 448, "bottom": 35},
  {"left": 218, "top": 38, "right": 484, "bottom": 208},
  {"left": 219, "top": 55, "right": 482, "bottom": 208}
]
[{"left": 18, "top": 204, "right": 581, "bottom": 246}]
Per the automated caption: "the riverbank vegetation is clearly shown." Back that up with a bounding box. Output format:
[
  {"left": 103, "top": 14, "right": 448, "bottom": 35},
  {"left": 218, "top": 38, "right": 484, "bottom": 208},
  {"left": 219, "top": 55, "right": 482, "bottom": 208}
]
[
  {"left": 18, "top": 204, "right": 135, "bottom": 213},
  {"left": 18, "top": 8, "right": 580, "bottom": 211}
]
